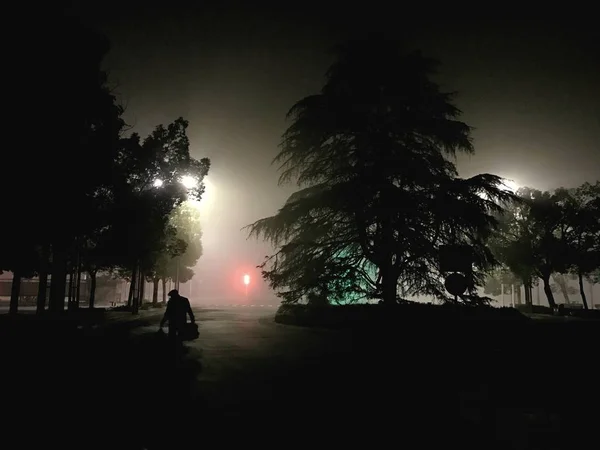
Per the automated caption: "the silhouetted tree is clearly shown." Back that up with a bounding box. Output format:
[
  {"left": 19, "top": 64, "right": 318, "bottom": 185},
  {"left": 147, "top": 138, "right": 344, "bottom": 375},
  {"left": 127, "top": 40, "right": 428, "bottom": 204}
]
[
  {"left": 108, "top": 119, "right": 209, "bottom": 313},
  {"left": 25, "top": 20, "right": 126, "bottom": 313},
  {"left": 498, "top": 187, "right": 575, "bottom": 308},
  {"left": 152, "top": 227, "right": 187, "bottom": 304},
  {"left": 153, "top": 202, "right": 203, "bottom": 304},
  {"left": 4, "top": 17, "right": 211, "bottom": 314},
  {"left": 248, "top": 38, "right": 514, "bottom": 305},
  {"left": 489, "top": 182, "right": 600, "bottom": 309},
  {"left": 559, "top": 182, "right": 600, "bottom": 308},
  {"left": 488, "top": 194, "right": 538, "bottom": 306},
  {"left": 0, "top": 241, "right": 38, "bottom": 314}
]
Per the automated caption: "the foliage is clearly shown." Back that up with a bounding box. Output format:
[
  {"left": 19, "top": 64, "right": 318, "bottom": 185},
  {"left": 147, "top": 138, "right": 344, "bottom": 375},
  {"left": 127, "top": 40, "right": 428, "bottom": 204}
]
[
  {"left": 275, "top": 302, "right": 530, "bottom": 328},
  {"left": 248, "top": 38, "right": 515, "bottom": 305},
  {"left": 559, "top": 182, "right": 600, "bottom": 278},
  {"left": 154, "top": 201, "right": 204, "bottom": 282},
  {"left": 2, "top": 17, "right": 210, "bottom": 313},
  {"left": 587, "top": 269, "right": 600, "bottom": 285},
  {"left": 490, "top": 183, "right": 600, "bottom": 308},
  {"left": 2, "top": 18, "right": 128, "bottom": 312},
  {"left": 3, "top": 20, "right": 121, "bottom": 251},
  {"left": 96, "top": 118, "right": 209, "bottom": 279}
]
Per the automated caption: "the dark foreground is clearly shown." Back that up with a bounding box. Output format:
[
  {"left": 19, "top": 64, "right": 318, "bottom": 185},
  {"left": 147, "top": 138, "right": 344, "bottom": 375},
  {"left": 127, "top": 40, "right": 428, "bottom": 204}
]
[{"left": 1, "top": 307, "right": 598, "bottom": 449}]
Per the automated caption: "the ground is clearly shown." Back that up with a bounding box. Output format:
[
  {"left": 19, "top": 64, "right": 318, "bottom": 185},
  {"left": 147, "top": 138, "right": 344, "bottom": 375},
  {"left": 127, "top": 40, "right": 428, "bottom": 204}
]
[{"left": 1, "top": 306, "right": 598, "bottom": 449}]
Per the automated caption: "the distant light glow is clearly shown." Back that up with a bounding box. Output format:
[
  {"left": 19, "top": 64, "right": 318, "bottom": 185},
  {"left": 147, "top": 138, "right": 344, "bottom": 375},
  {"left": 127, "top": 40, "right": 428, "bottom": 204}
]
[
  {"left": 181, "top": 175, "right": 198, "bottom": 189},
  {"left": 153, "top": 179, "right": 163, "bottom": 188},
  {"left": 202, "top": 177, "right": 215, "bottom": 206},
  {"left": 502, "top": 179, "right": 520, "bottom": 193},
  {"left": 243, "top": 274, "right": 250, "bottom": 285}
]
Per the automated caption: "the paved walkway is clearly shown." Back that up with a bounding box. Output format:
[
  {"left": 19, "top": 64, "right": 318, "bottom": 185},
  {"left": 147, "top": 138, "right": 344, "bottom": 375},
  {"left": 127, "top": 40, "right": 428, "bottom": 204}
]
[
  {"left": 127, "top": 306, "right": 598, "bottom": 449},
  {"left": 4, "top": 305, "right": 596, "bottom": 448}
]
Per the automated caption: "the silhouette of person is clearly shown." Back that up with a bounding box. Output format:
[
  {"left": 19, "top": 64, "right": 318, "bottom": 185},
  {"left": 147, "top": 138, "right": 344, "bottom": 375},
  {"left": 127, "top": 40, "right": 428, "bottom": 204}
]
[{"left": 159, "top": 289, "right": 195, "bottom": 343}]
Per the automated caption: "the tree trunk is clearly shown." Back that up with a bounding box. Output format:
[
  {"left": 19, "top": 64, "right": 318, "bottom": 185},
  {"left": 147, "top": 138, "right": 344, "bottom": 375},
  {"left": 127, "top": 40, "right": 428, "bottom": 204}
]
[
  {"left": 67, "top": 270, "right": 74, "bottom": 311},
  {"left": 128, "top": 267, "right": 137, "bottom": 308},
  {"left": 72, "top": 269, "right": 77, "bottom": 306},
  {"left": 36, "top": 244, "right": 50, "bottom": 314},
  {"left": 578, "top": 271, "right": 589, "bottom": 310},
  {"left": 161, "top": 278, "right": 167, "bottom": 304},
  {"left": 49, "top": 244, "right": 68, "bottom": 313},
  {"left": 542, "top": 274, "right": 556, "bottom": 308},
  {"left": 75, "top": 255, "right": 82, "bottom": 309},
  {"left": 378, "top": 214, "right": 398, "bottom": 305},
  {"left": 381, "top": 267, "right": 399, "bottom": 305},
  {"left": 521, "top": 280, "right": 530, "bottom": 307},
  {"left": 139, "top": 275, "right": 146, "bottom": 305},
  {"left": 515, "top": 285, "right": 522, "bottom": 305},
  {"left": 36, "top": 269, "right": 48, "bottom": 314},
  {"left": 36, "top": 246, "right": 49, "bottom": 314},
  {"left": 152, "top": 278, "right": 159, "bottom": 306},
  {"left": 132, "top": 265, "right": 142, "bottom": 315},
  {"left": 89, "top": 271, "right": 97, "bottom": 309},
  {"left": 9, "top": 270, "right": 22, "bottom": 315},
  {"left": 552, "top": 274, "right": 570, "bottom": 304},
  {"left": 530, "top": 284, "right": 534, "bottom": 306}
]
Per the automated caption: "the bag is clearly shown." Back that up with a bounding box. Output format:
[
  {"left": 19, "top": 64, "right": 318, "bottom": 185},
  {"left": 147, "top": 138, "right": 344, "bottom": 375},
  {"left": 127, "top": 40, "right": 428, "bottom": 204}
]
[{"left": 181, "top": 322, "right": 200, "bottom": 341}]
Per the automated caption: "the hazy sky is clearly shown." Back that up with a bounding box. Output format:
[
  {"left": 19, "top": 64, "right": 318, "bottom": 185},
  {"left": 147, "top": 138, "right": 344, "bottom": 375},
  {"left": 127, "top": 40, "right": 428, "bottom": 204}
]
[{"left": 69, "top": 4, "right": 599, "bottom": 302}]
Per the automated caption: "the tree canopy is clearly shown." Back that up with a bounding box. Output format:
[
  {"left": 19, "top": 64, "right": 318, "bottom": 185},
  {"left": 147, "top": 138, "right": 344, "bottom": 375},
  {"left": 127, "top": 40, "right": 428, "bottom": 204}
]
[
  {"left": 248, "top": 38, "right": 515, "bottom": 305},
  {"left": 154, "top": 201, "right": 204, "bottom": 284},
  {"left": 487, "top": 182, "right": 600, "bottom": 309},
  {"left": 2, "top": 20, "right": 210, "bottom": 314}
]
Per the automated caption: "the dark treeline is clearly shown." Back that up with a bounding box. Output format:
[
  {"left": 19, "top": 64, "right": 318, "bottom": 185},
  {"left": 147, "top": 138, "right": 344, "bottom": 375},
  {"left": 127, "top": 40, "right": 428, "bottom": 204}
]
[
  {"left": 485, "top": 184, "right": 600, "bottom": 309},
  {"left": 248, "top": 37, "right": 600, "bottom": 310},
  {"left": 1, "top": 15, "right": 209, "bottom": 315}
]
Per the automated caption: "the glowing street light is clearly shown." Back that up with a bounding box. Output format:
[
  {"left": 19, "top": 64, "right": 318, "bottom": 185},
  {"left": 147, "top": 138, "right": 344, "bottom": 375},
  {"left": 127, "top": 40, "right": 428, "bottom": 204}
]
[
  {"left": 181, "top": 175, "right": 198, "bottom": 189},
  {"left": 153, "top": 176, "right": 199, "bottom": 189},
  {"left": 243, "top": 274, "right": 250, "bottom": 298}
]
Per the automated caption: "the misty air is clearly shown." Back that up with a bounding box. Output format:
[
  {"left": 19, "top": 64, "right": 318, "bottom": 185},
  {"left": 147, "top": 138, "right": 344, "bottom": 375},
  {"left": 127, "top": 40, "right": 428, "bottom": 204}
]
[{"left": 1, "top": 4, "right": 598, "bottom": 449}]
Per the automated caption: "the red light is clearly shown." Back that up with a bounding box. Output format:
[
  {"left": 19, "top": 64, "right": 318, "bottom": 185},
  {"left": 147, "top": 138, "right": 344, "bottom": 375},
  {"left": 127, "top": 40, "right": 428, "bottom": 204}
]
[{"left": 243, "top": 274, "right": 250, "bottom": 285}]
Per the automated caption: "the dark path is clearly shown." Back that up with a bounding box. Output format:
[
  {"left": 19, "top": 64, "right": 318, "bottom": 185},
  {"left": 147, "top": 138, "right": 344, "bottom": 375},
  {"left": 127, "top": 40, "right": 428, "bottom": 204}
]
[{"left": 1, "top": 308, "right": 598, "bottom": 449}]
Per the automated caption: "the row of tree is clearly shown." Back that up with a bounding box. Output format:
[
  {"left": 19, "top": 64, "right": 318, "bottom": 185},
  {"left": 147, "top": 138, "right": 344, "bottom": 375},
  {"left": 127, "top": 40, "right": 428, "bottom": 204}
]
[
  {"left": 1, "top": 18, "right": 209, "bottom": 314},
  {"left": 486, "top": 183, "right": 600, "bottom": 309},
  {"left": 247, "top": 37, "right": 599, "bottom": 309}
]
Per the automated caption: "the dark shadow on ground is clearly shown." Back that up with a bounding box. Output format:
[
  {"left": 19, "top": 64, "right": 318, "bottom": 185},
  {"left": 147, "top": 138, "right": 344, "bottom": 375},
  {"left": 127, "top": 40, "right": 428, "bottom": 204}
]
[
  {"left": 187, "top": 320, "right": 599, "bottom": 450},
  {"left": 0, "top": 316, "right": 598, "bottom": 449},
  {"left": 0, "top": 316, "right": 202, "bottom": 449}
]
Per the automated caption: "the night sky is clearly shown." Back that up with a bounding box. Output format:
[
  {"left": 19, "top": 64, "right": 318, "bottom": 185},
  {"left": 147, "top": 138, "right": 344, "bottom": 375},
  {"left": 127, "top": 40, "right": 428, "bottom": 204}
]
[{"left": 67, "top": 3, "right": 599, "bottom": 302}]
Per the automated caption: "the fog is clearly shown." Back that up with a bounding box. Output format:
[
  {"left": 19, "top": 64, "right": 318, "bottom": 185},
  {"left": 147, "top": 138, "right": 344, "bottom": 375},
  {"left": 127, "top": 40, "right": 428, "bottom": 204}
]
[{"left": 65, "top": 6, "right": 599, "bottom": 304}]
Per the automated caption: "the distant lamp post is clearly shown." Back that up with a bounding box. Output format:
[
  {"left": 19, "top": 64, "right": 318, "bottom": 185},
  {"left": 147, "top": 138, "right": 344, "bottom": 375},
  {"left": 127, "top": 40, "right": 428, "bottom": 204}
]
[
  {"left": 243, "top": 274, "right": 250, "bottom": 298},
  {"left": 153, "top": 179, "right": 163, "bottom": 188}
]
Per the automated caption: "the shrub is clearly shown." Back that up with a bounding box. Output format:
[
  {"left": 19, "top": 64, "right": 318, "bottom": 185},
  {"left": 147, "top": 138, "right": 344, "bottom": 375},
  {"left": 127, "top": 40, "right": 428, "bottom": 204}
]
[{"left": 274, "top": 302, "right": 530, "bottom": 328}]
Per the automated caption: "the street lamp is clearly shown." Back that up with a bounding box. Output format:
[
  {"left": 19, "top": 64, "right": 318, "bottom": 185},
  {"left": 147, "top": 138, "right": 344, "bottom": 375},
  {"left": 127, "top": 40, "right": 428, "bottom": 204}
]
[
  {"left": 243, "top": 274, "right": 250, "bottom": 298},
  {"left": 180, "top": 175, "right": 198, "bottom": 189},
  {"left": 153, "top": 175, "right": 199, "bottom": 190}
]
